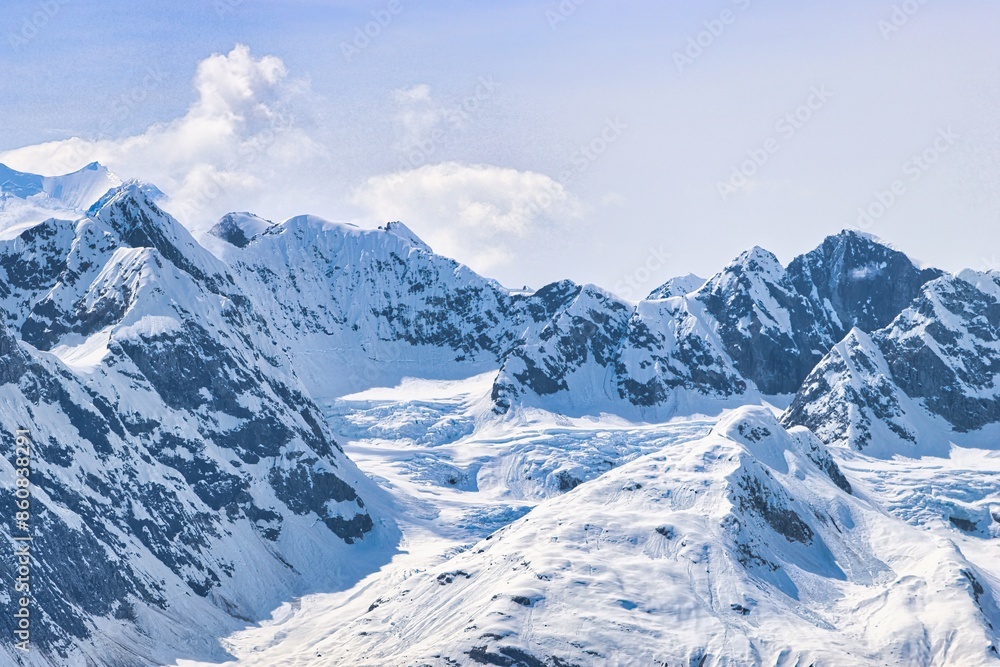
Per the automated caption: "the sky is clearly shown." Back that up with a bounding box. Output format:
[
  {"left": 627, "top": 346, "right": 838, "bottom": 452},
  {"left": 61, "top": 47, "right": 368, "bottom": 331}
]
[{"left": 1, "top": 0, "right": 998, "bottom": 297}]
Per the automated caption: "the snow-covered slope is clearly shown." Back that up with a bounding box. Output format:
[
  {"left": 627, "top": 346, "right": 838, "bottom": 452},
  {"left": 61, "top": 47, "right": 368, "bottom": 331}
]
[
  {"left": 781, "top": 272, "right": 1000, "bottom": 547},
  {"left": 647, "top": 272, "right": 705, "bottom": 299},
  {"left": 306, "top": 407, "right": 1000, "bottom": 666},
  {"left": 490, "top": 283, "right": 635, "bottom": 416},
  {"left": 206, "top": 215, "right": 584, "bottom": 398},
  {"left": 0, "top": 162, "right": 122, "bottom": 229},
  {"left": 0, "top": 186, "right": 394, "bottom": 667},
  {"left": 611, "top": 295, "right": 755, "bottom": 414}
]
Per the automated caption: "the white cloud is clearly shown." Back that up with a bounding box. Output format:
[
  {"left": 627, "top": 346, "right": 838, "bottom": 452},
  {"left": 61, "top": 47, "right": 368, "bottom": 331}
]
[
  {"left": 392, "top": 84, "right": 447, "bottom": 150},
  {"left": 0, "top": 46, "right": 582, "bottom": 282},
  {"left": 0, "top": 44, "right": 326, "bottom": 231},
  {"left": 350, "top": 162, "right": 582, "bottom": 271},
  {"left": 389, "top": 79, "right": 501, "bottom": 172}
]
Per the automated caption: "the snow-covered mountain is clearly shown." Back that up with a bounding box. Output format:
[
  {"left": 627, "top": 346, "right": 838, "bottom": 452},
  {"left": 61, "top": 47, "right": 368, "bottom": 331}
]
[
  {"left": 3, "top": 163, "right": 1000, "bottom": 666},
  {"left": 203, "top": 214, "right": 584, "bottom": 399},
  {"left": 489, "top": 230, "right": 943, "bottom": 418},
  {"left": 0, "top": 162, "right": 122, "bottom": 230},
  {"left": 0, "top": 185, "right": 392, "bottom": 666},
  {"left": 691, "top": 231, "right": 943, "bottom": 396},
  {"left": 316, "top": 407, "right": 999, "bottom": 666},
  {"left": 647, "top": 271, "right": 705, "bottom": 299},
  {"left": 200, "top": 215, "right": 947, "bottom": 425},
  {"left": 784, "top": 271, "right": 1000, "bottom": 457}
]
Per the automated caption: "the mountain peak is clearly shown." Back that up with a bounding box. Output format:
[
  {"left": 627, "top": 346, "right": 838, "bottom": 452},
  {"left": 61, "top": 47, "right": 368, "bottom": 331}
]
[
  {"left": 381, "top": 221, "right": 431, "bottom": 252},
  {"left": 724, "top": 245, "right": 786, "bottom": 282},
  {"left": 1, "top": 161, "right": 122, "bottom": 217},
  {"left": 741, "top": 244, "right": 781, "bottom": 265},
  {"left": 86, "top": 179, "right": 163, "bottom": 215},
  {"left": 91, "top": 180, "right": 158, "bottom": 216},
  {"left": 785, "top": 228, "right": 944, "bottom": 337},
  {"left": 90, "top": 181, "right": 234, "bottom": 296},
  {"left": 208, "top": 211, "right": 276, "bottom": 248},
  {"left": 831, "top": 227, "right": 891, "bottom": 245},
  {"left": 699, "top": 245, "right": 786, "bottom": 298},
  {"left": 647, "top": 273, "right": 705, "bottom": 300}
]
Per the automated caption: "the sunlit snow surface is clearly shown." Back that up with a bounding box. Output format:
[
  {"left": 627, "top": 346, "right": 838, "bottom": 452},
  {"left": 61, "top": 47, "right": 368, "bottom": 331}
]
[
  {"left": 173, "top": 374, "right": 714, "bottom": 666},
  {"left": 174, "top": 374, "right": 1000, "bottom": 667}
]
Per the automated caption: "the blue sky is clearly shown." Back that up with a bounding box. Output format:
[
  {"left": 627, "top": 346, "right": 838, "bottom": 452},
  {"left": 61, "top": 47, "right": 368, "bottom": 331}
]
[{"left": 2, "top": 0, "right": 999, "bottom": 295}]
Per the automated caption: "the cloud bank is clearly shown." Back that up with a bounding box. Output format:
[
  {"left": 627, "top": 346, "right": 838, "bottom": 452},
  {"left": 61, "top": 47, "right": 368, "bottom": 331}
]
[{"left": 351, "top": 162, "right": 579, "bottom": 270}]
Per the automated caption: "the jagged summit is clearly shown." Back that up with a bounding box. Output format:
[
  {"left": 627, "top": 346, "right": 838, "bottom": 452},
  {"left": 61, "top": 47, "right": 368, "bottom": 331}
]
[
  {"left": 786, "top": 228, "right": 944, "bottom": 336},
  {"left": 0, "top": 178, "right": 389, "bottom": 665},
  {"left": 86, "top": 178, "right": 164, "bottom": 215},
  {"left": 784, "top": 272, "right": 1000, "bottom": 457},
  {"left": 647, "top": 272, "right": 705, "bottom": 299},
  {"left": 90, "top": 183, "right": 234, "bottom": 293}
]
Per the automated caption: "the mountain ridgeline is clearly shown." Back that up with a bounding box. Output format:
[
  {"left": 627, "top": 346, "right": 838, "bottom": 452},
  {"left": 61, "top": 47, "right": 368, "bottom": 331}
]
[{"left": 197, "top": 192, "right": 999, "bottom": 461}]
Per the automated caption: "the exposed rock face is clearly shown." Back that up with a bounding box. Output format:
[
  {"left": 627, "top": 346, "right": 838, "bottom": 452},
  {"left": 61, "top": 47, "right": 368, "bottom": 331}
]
[
  {"left": 4, "top": 164, "right": 1000, "bottom": 666},
  {"left": 694, "top": 246, "right": 821, "bottom": 395},
  {"left": 695, "top": 232, "right": 943, "bottom": 396},
  {"left": 491, "top": 284, "right": 633, "bottom": 414},
  {"left": 784, "top": 273, "right": 1000, "bottom": 455},
  {"left": 0, "top": 187, "right": 389, "bottom": 666},
  {"left": 490, "top": 230, "right": 943, "bottom": 415},
  {"left": 207, "top": 211, "right": 276, "bottom": 249},
  {"left": 783, "top": 328, "right": 918, "bottom": 454},
  {"left": 785, "top": 230, "right": 945, "bottom": 337},
  {"left": 881, "top": 274, "right": 1000, "bottom": 431},
  {"left": 612, "top": 296, "right": 750, "bottom": 408}
]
